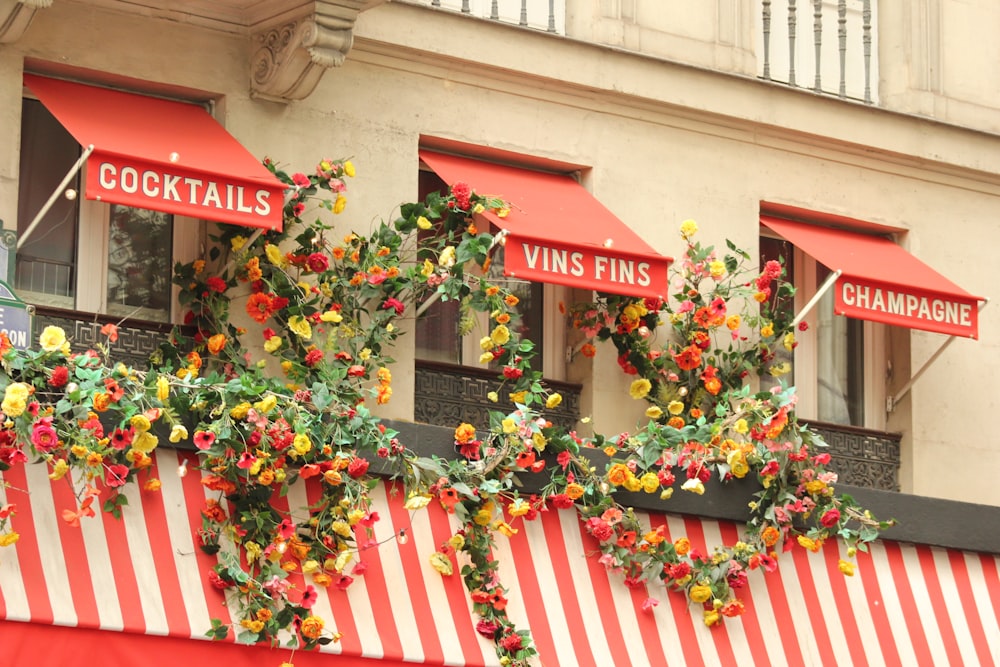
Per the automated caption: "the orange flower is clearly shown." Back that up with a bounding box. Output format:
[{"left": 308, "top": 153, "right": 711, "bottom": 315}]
[
  {"left": 439, "top": 487, "right": 461, "bottom": 513},
  {"left": 674, "top": 537, "right": 691, "bottom": 556},
  {"left": 454, "top": 422, "right": 477, "bottom": 444},
  {"left": 504, "top": 294, "right": 519, "bottom": 307},
  {"left": 244, "top": 257, "right": 262, "bottom": 282},
  {"left": 667, "top": 416, "right": 685, "bottom": 429},
  {"left": 332, "top": 247, "right": 345, "bottom": 260},
  {"left": 673, "top": 344, "right": 702, "bottom": 371},
  {"left": 495, "top": 313, "right": 511, "bottom": 324},
  {"left": 761, "top": 525, "right": 780, "bottom": 547},
  {"left": 207, "top": 334, "right": 226, "bottom": 355},
  {"left": 565, "top": 482, "right": 585, "bottom": 500},
  {"left": 246, "top": 292, "right": 275, "bottom": 323},
  {"left": 485, "top": 286, "right": 500, "bottom": 297},
  {"left": 580, "top": 343, "right": 597, "bottom": 358},
  {"left": 607, "top": 463, "right": 630, "bottom": 487},
  {"left": 92, "top": 392, "right": 111, "bottom": 412}
]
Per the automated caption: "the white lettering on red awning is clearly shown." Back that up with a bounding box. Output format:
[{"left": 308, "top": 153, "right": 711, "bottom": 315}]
[{"left": 838, "top": 280, "right": 975, "bottom": 336}]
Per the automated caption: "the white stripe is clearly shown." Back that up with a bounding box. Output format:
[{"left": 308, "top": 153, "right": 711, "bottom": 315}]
[
  {"left": 369, "top": 487, "right": 424, "bottom": 662},
  {"left": 0, "top": 475, "right": 31, "bottom": 622},
  {"left": 868, "top": 541, "right": 917, "bottom": 665},
  {"left": 966, "top": 553, "right": 1000, "bottom": 665},
  {"left": 23, "top": 461, "right": 76, "bottom": 627},
  {"left": 602, "top": 511, "right": 660, "bottom": 667},
  {"left": 899, "top": 542, "right": 949, "bottom": 665},
  {"left": 774, "top": 543, "right": 821, "bottom": 664},
  {"left": 157, "top": 451, "right": 211, "bottom": 639},
  {"left": 838, "top": 542, "right": 884, "bottom": 667},
  {"left": 406, "top": 499, "right": 471, "bottom": 666},
  {"left": 118, "top": 475, "right": 169, "bottom": 634},
  {"left": 519, "top": 511, "right": 576, "bottom": 666},
  {"left": 282, "top": 479, "right": 342, "bottom": 656},
  {"left": 75, "top": 475, "right": 123, "bottom": 631},
  {"left": 933, "top": 546, "right": 978, "bottom": 665},
  {"left": 743, "top": 551, "right": 789, "bottom": 667},
  {"left": 633, "top": 512, "right": 687, "bottom": 665},
  {"left": 339, "top": 487, "right": 383, "bottom": 660},
  {"left": 802, "top": 547, "right": 852, "bottom": 665},
  {"left": 665, "top": 513, "right": 721, "bottom": 667},
  {"left": 489, "top": 513, "right": 531, "bottom": 667}
]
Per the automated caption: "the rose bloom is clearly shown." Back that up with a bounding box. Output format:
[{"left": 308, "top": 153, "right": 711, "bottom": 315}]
[
  {"left": 207, "top": 333, "right": 227, "bottom": 355},
  {"left": 347, "top": 457, "right": 369, "bottom": 478},
  {"left": 299, "top": 615, "right": 324, "bottom": 640},
  {"left": 38, "top": 325, "right": 67, "bottom": 352},
  {"left": 48, "top": 366, "right": 69, "bottom": 388}
]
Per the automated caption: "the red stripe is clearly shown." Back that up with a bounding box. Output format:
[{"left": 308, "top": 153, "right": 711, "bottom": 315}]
[
  {"left": 651, "top": 514, "right": 704, "bottom": 667},
  {"left": 4, "top": 463, "right": 54, "bottom": 624},
  {"left": 789, "top": 545, "right": 836, "bottom": 667},
  {"left": 0, "top": 619, "right": 433, "bottom": 667},
  {"left": 855, "top": 546, "right": 902, "bottom": 666},
  {"left": 717, "top": 521, "right": 773, "bottom": 665},
  {"left": 573, "top": 514, "right": 645, "bottom": 667},
  {"left": 177, "top": 451, "right": 232, "bottom": 634},
  {"left": 916, "top": 545, "right": 962, "bottom": 665},
  {"left": 682, "top": 517, "right": 736, "bottom": 666},
  {"left": 100, "top": 484, "right": 146, "bottom": 633},
  {"left": 948, "top": 550, "right": 993, "bottom": 666},
  {"left": 979, "top": 554, "right": 1000, "bottom": 643},
  {"left": 504, "top": 508, "right": 561, "bottom": 665},
  {"left": 48, "top": 465, "right": 100, "bottom": 628},
  {"left": 141, "top": 452, "right": 190, "bottom": 637},
  {"left": 821, "top": 541, "right": 868, "bottom": 666},
  {"left": 423, "top": 495, "right": 489, "bottom": 666},
  {"left": 382, "top": 482, "right": 445, "bottom": 664},
  {"left": 883, "top": 541, "right": 934, "bottom": 665},
  {"left": 540, "top": 507, "right": 598, "bottom": 667},
  {"left": 753, "top": 546, "right": 804, "bottom": 667},
  {"left": 301, "top": 477, "right": 362, "bottom": 657}
]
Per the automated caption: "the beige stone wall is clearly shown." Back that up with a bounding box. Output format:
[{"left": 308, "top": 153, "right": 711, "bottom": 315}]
[{"left": 3, "top": 0, "right": 999, "bottom": 503}]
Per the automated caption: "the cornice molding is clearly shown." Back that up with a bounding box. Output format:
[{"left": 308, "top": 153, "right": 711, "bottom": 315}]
[
  {"left": 250, "top": 0, "right": 385, "bottom": 103},
  {"left": 0, "top": 0, "right": 52, "bottom": 44}
]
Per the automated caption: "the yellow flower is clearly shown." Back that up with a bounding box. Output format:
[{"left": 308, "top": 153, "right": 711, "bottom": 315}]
[
  {"left": 264, "top": 243, "right": 287, "bottom": 268},
  {"left": 804, "top": 479, "right": 828, "bottom": 496},
  {"left": 640, "top": 472, "right": 660, "bottom": 493},
  {"left": 144, "top": 478, "right": 162, "bottom": 492},
  {"left": 333, "top": 550, "right": 353, "bottom": 573},
  {"left": 39, "top": 325, "right": 67, "bottom": 352},
  {"left": 508, "top": 499, "right": 531, "bottom": 517},
  {"left": 264, "top": 336, "right": 283, "bottom": 353},
  {"left": 681, "top": 478, "right": 705, "bottom": 495},
  {"left": 532, "top": 431, "right": 547, "bottom": 451},
  {"left": 448, "top": 533, "right": 465, "bottom": 550},
  {"left": 487, "top": 391, "right": 499, "bottom": 403},
  {"left": 420, "top": 258, "right": 434, "bottom": 276},
  {"left": 302, "top": 559, "right": 320, "bottom": 574},
  {"left": 479, "top": 352, "right": 494, "bottom": 364},
  {"left": 838, "top": 559, "right": 856, "bottom": 576},
  {"left": 473, "top": 508, "right": 493, "bottom": 526},
  {"left": 439, "top": 246, "right": 456, "bottom": 268},
  {"left": 565, "top": 483, "right": 585, "bottom": 500},
  {"left": 245, "top": 541, "right": 262, "bottom": 562},
  {"left": 490, "top": 324, "right": 510, "bottom": 346},
  {"left": 333, "top": 194, "right": 347, "bottom": 214},
  {"left": 734, "top": 418, "right": 749, "bottom": 434},
  {"left": 132, "top": 432, "right": 158, "bottom": 453},
  {"left": 347, "top": 509, "right": 365, "bottom": 526},
  {"left": 545, "top": 393, "right": 563, "bottom": 409},
  {"left": 783, "top": 332, "right": 796, "bottom": 352},
  {"left": 293, "top": 433, "right": 312, "bottom": 455},
  {"left": 156, "top": 376, "right": 170, "bottom": 402},
  {"left": 629, "top": 378, "right": 652, "bottom": 400},
  {"left": 193, "top": 258, "right": 207, "bottom": 273},
  {"left": 230, "top": 235, "right": 246, "bottom": 252},
  {"left": 645, "top": 406, "right": 663, "bottom": 419},
  {"left": 404, "top": 495, "right": 432, "bottom": 510},
  {"left": 494, "top": 521, "right": 518, "bottom": 538},
  {"left": 416, "top": 216, "right": 432, "bottom": 230},
  {"left": 320, "top": 310, "right": 343, "bottom": 323},
  {"left": 760, "top": 323, "right": 774, "bottom": 338},
  {"left": 130, "top": 414, "right": 151, "bottom": 433},
  {"left": 343, "top": 160, "right": 356, "bottom": 177},
  {"left": 726, "top": 314, "right": 741, "bottom": 330},
  {"left": 667, "top": 400, "right": 685, "bottom": 416},
  {"left": 496, "top": 207, "right": 510, "bottom": 218},
  {"left": 769, "top": 362, "right": 791, "bottom": 376},
  {"left": 0, "top": 532, "right": 20, "bottom": 547},
  {"left": 660, "top": 488, "right": 674, "bottom": 500},
  {"left": 703, "top": 609, "right": 721, "bottom": 627},
  {"left": 429, "top": 551, "right": 453, "bottom": 576},
  {"left": 359, "top": 348, "right": 372, "bottom": 361},
  {"left": 230, "top": 402, "right": 251, "bottom": 419},
  {"left": 287, "top": 316, "right": 313, "bottom": 340},
  {"left": 689, "top": 584, "right": 713, "bottom": 603},
  {"left": 48, "top": 459, "right": 69, "bottom": 481},
  {"left": 680, "top": 219, "right": 699, "bottom": 239},
  {"left": 709, "top": 260, "right": 726, "bottom": 278},
  {"left": 1, "top": 382, "right": 30, "bottom": 418},
  {"left": 728, "top": 452, "right": 749, "bottom": 478},
  {"left": 623, "top": 474, "right": 642, "bottom": 492}
]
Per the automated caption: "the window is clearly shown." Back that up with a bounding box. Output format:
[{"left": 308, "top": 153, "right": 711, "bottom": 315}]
[
  {"left": 760, "top": 232, "right": 885, "bottom": 429},
  {"left": 414, "top": 168, "right": 564, "bottom": 379},
  {"left": 16, "top": 96, "right": 199, "bottom": 323}
]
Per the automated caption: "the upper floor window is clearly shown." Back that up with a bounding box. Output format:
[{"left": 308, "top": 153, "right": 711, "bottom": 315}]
[{"left": 17, "top": 97, "right": 197, "bottom": 323}]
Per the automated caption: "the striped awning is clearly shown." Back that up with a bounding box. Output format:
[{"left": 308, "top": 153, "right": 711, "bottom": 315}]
[{"left": 2, "top": 448, "right": 999, "bottom": 666}]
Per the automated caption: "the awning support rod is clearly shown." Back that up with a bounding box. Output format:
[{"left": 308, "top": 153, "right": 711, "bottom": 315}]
[
  {"left": 791, "top": 268, "right": 842, "bottom": 329},
  {"left": 886, "top": 297, "right": 990, "bottom": 413},
  {"left": 18, "top": 144, "right": 94, "bottom": 250}
]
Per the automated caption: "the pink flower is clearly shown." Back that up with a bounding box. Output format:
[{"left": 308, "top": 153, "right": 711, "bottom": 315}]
[
  {"left": 194, "top": 430, "right": 216, "bottom": 450},
  {"left": 30, "top": 418, "right": 58, "bottom": 453},
  {"left": 291, "top": 172, "right": 310, "bottom": 188},
  {"left": 298, "top": 584, "right": 318, "bottom": 609},
  {"left": 641, "top": 597, "right": 659, "bottom": 612},
  {"left": 476, "top": 619, "right": 499, "bottom": 638},
  {"left": 306, "top": 253, "right": 329, "bottom": 273}
]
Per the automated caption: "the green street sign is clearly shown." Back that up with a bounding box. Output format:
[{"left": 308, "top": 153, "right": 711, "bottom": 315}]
[{"left": 0, "top": 280, "right": 32, "bottom": 350}]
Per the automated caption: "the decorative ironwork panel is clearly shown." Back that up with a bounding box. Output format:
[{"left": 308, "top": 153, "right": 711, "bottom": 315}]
[
  {"left": 415, "top": 362, "right": 581, "bottom": 432},
  {"left": 35, "top": 312, "right": 172, "bottom": 370},
  {"left": 807, "top": 421, "right": 900, "bottom": 491}
]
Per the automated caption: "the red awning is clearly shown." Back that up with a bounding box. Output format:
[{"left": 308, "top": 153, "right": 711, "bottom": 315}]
[
  {"left": 420, "top": 150, "right": 672, "bottom": 299},
  {"left": 24, "top": 74, "right": 284, "bottom": 231},
  {"left": 3, "top": 448, "right": 999, "bottom": 666},
  {"left": 761, "top": 216, "right": 983, "bottom": 338}
]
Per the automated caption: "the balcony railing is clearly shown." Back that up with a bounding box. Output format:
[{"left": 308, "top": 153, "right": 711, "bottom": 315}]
[
  {"left": 410, "top": 0, "right": 564, "bottom": 34},
  {"left": 804, "top": 420, "right": 900, "bottom": 491},
  {"left": 759, "top": 0, "right": 877, "bottom": 104}
]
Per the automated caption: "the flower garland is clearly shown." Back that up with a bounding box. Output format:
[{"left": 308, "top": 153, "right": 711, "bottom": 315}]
[{"left": 0, "top": 158, "right": 890, "bottom": 666}]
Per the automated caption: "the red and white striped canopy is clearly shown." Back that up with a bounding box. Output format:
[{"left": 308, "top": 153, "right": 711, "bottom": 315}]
[{"left": 1, "top": 449, "right": 998, "bottom": 666}]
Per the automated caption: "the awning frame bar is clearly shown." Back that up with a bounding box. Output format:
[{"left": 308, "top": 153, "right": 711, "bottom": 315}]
[
  {"left": 791, "top": 268, "right": 842, "bottom": 328},
  {"left": 18, "top": 144, "right": 94, "bottom": 250},
  {"left": 886, "top": 297, "right": 990, "bottom": 413}
]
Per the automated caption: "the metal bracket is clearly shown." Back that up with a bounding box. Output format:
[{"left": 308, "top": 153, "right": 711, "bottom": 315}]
[
  {"left": 18, "top": 144, "right": 94, "bottom": 250},
  {"left": 886, "top": 297, "right": 990, "bottom": 413}
]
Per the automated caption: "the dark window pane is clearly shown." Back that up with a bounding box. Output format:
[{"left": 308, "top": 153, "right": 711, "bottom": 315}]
[{"left": 106, "top": 205, "right": 173, "bottom": 321}]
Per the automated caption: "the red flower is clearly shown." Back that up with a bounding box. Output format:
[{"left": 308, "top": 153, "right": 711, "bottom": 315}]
[
  {"left": 208, "top": 569, "right": 232, "bottom": 590},
  {"left": 515, "top": 450, "right": 536, "bottom": 468},
  {"left": 347, "top": 457, "right": 370, "bottom": 478},
  {"left": 291, "top": 172, "right": 310, "bottom": 187},
  {"left": 246, "top": 292, "right": 276, "bottom": 324},
  {"left": 49, "top": 366, "right": 69, "bottom": 388},
  {"left": 347, "top": 365, "right": 366, "bottom": 377},
  {"left": 101, "top": 322, "right": 119, "bottom": 343},
  {"left": 549, "top": 493, "right": 574, "bottom": 509},
  {"left": 451, "top": 182, "right": 472, "bottom": 210},
  {"left": 205, "top": 276, "right": 227, "bottom": 293},
  {"left": 820, "top": 508, "right": 841, "bottom": 527},
  {"left": 306, "top": 253, "right": 329, "bottom": 273},
  {"left": 439, "top": 487, "right": 461, "bottom": 513},
  {"left": 502, "top": 366, "right": 522, "bottom": 380},
  {"left": 103, "top": 378, "right": 125, "bottom": 402},
  {"left": 110, "top": 427, "right": 134, "bottom": 451},
  {"left": 476, "top": 619, "right": 499, "bottom": 639},
  {"left": 105, "top": 463, "right": 130, "bottom": 488},
  {"left": 500, "top": 633, "right": 524, "bottom": 652},
  {"left": 193, "top": 430, "right": 216, "bottom": 450},
  {"left": 381, "top": 297, "right": 405, "bottom": 315},
  {"left": 304, "top": 349, "right": 324, "bottom": 367}
]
